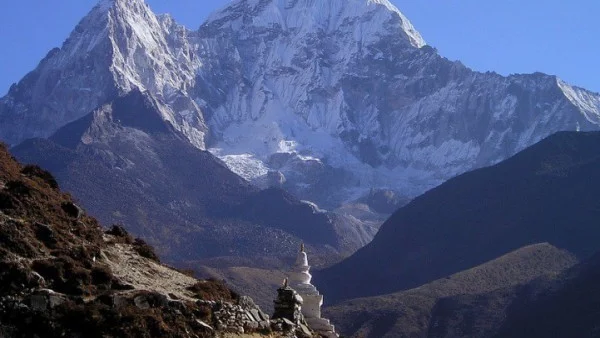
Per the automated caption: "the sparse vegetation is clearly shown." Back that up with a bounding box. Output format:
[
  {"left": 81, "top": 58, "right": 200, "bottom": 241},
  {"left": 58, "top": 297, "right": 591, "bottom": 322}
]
[
  {"left": 105, "top": 224, "right": 134, "bottom": 243},
  {"left": 187, "top": 278, "right": 240, "bottom": 302},
  {"left": 133, "top": 238, "right": 160, "bottom": 262},
  {"left": 0, "top": 143, "right": 249, "bottom": 337},
  {"left": 21, "top": 164, "right": 59, "bottom": 190},
  {"left": 325, "top": 243, "right": 578, "bottom": 337}
]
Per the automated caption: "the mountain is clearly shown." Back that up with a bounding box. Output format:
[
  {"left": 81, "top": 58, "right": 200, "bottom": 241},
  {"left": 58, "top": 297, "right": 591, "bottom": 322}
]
[
  {"left": 2, "top": 0, "right": 600, "bottom": 211},
  {"left": 0, "top": 142, "right": 285, "bottom": 337},
  {"left": 316, "top": 131, "right": 600, "bottom": 303},
  {"left": 195, "top": 0, "right": 600, "bottom": 207},
  {"left": 0, "top": 0, "right": 206, "bottom": 149},
  {"left": 12, "top": 89, "right": 370, "bottom": 266},
  {"left": 323, "top": 243, "right": 577, "bottom": 338}
]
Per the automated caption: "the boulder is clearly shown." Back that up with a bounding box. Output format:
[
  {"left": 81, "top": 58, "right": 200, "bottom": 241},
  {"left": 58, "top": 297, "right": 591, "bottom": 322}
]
[
  {"left": 61, "top": 202, "right": 83, "bottom": 219},
  {"left": 28, "top": 289, "right": 66, "bottom": 311}
]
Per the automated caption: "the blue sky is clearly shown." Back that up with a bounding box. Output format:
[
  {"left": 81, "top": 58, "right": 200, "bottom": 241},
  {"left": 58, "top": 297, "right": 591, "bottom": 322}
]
[{"left": 0, "top": 0, "right": 598, "bottom": 95}]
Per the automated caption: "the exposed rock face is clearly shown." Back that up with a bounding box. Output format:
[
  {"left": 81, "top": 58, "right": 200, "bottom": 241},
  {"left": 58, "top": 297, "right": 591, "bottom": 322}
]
[
  {"left": 272, "top": 283, "right": 305, "bottom": 325},
  {"left": 0, "top": 0, "right": 206, "bottom": 148},
  {"left": 2, "top": 0, "right": 600, "bottom": 210}
]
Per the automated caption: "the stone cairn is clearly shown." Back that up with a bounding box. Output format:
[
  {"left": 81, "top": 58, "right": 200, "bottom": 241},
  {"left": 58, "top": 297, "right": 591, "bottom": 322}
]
[
  {"left": 272, "top": 278, "right": 314, "bottom": 337},
  {"left": 273, "top": 278, "right": 304, "bottom": 324},
  {"left": 198, "top": 295, "right": 271, "bottom": 334}
]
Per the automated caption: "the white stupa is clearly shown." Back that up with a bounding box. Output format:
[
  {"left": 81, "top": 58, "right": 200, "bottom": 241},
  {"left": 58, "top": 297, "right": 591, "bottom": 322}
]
[{"left": 289, "top": 244, "right": 338, "bottom": 338}]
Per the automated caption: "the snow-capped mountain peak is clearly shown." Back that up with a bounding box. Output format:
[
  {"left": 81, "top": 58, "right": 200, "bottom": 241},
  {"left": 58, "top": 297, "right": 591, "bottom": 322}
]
[
  {"left": 2, "top": 0, "right": 600, "bottom": 210},
  {"left": 557, "top": 79, "right": 600, "bottom": 125},
  {"left": 204, "top": 0, "right": 425, "bottom": 48},
  {"left": 367, "top": 0, "right": 426, "bottom": 47},
  {"left": 95, "top": 0, "right": 147, "bottom": 11},
  {"left": 0, "top": 0, "right": 207, "bottom": 148}
]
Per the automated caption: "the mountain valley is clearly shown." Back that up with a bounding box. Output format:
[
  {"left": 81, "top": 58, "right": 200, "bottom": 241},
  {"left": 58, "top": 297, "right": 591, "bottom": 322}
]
[{"left": 1, "top": 0, "right": 600, "bottom": 337}]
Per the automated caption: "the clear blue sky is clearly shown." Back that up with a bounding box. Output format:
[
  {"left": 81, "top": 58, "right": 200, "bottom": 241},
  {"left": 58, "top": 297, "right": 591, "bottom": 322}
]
[{"left": 0, "top": 0, "right": 598, "bottom": 96}]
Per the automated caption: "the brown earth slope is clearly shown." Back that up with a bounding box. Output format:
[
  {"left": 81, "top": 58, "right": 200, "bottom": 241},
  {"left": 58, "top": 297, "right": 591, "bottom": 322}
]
[{"left": 0, "top": 143, "right": 285, "bottom": 338}]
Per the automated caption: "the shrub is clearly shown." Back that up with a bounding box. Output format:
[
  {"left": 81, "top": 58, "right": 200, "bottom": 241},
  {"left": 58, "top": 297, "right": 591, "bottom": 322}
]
[
  {"left": 91, "top": 265, "right": 113, "bottom": 286},
  {"left": 187, "top": 278, "right": 239, "bottom": 302},
  {"left": 6, "top": 180, "right": 30, "bottom": 196},
  {"left": 61, "top": 201, "right": 82, "bottom": 219},
  {"left": 105, "top": 225, "right": 133, "bottom": 244},
  {"left": 133, "top": 238, "right": 160, "bottom": 262},
  {"left": 0, "top": 191, "right": 15, "bottom": 210},
  {"left": 21, "top": 165, "right": 59, "bottom": 190}
]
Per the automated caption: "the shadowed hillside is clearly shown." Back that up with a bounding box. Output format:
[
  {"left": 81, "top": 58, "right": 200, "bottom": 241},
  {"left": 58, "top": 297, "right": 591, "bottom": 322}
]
[
  {"left": 12, "top": 90, "right": 360, "bottom": 267},
  {"left": 324, "top": 243, "right": 577, "bottom": 338},
  {"left": 494, "top": 250, "right": 600, "bottom": 337},
  {"left": 318, "top": 131, "right": 600, "bottom": 303}
]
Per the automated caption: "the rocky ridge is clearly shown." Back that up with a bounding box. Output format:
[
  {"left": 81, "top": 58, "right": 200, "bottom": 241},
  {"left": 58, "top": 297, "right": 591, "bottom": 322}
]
[{"left": 12, "top": 89, "right": 374, "bottom": 265}]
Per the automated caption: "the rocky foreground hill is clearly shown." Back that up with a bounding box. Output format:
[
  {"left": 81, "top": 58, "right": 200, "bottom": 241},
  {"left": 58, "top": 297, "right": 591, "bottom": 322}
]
[{"left": 0, "top": 143, "right": 312, "bottom": 337}]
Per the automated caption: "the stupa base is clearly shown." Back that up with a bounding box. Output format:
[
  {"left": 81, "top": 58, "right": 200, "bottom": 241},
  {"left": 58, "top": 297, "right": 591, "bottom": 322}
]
[{"left": 306, "top": 317, "right": 338, "bottom": 338}]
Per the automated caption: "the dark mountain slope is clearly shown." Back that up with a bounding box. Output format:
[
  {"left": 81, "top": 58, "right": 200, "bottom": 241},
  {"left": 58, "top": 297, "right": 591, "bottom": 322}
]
[
  {"left": 326, "top": 243, "right": 600, "bottom": 338},
  {"left": 317, "top": 131, "right": 600, "bottom": 303},
  {"left": 12, "top": 90, "right": 344, "bottom": 264},
  {"left": 423, "top": 248, "right": 600, "bottom": 338},
  {"left": 324, "top": 243, "right": 577, "bottom": 338}
]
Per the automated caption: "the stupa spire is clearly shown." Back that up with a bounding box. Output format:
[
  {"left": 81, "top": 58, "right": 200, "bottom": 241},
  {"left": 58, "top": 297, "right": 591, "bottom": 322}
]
[{"left": 288, "top": 245, "right": 339, "bottom": 338}]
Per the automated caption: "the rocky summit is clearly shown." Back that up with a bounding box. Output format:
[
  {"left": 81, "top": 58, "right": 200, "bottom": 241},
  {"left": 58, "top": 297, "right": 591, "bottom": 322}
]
[{"left": 1, "top": 0, "right": 599, "bottom": 210}]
